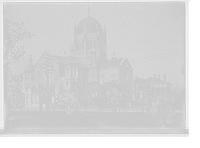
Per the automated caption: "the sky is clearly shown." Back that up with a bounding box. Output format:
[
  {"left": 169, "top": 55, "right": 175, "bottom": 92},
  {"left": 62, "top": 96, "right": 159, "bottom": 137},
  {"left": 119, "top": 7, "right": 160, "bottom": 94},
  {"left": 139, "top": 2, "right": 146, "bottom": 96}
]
[{"left": 4, "top": 2, "right": 185, "bottom": 86}]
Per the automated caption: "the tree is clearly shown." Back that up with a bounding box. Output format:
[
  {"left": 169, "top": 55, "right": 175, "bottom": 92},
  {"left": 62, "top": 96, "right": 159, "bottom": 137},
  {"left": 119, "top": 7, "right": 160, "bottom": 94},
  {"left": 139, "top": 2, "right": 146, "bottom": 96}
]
[
  {"left": 12, "top": 74, "right": 23, "bottom": 112},
  {"left": 57, "top": 90, "right": 81, "bottom": 115},
  {"left": 148, "top": 102, "right": 175, "bottom": 126},
  {"left": 156, "top": 86, "right": 172, "bottom": 101},
  {"left": 119, "top": 85, "right": 133, "bottom": 103},
  {"left": 71, "top": 81, "right": 85, "bottom": 100},
  {"left": 3, "top": 18, "right": 34, "bottom": 109}
]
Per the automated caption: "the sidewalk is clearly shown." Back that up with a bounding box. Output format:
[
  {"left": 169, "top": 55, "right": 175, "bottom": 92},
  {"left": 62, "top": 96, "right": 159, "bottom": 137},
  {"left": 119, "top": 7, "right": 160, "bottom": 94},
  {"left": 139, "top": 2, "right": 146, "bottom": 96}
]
[{"left": 6, "top": 105, "right": 184, "bottom": 113}]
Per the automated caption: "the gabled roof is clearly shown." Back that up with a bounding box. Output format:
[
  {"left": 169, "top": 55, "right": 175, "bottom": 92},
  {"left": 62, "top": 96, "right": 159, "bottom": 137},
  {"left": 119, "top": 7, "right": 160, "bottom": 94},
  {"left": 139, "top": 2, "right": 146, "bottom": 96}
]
[
  {"left": 100, "top": 58, "right": 124, "bottom": 69},
  {"left": 53, "top": 55, "right": 65, "bottom": 63}
]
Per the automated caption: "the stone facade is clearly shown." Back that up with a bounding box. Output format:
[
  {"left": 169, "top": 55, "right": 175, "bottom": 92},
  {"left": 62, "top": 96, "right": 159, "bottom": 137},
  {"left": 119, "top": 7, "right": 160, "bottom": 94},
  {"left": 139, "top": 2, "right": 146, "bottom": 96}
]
[{"left": 23, "top": 11, "right": 133, "bottom": 106}]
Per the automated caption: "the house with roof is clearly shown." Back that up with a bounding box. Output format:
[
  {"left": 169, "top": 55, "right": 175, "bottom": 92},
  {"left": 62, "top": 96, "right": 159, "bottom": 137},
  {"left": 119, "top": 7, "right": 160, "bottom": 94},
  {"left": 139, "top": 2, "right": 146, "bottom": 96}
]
[
  {"left": 98, "top": 53, "right": 133, "bottom": 87},
  {"left": 146, "top": 74, "right": 173, "bottom": 90},
  {"left": 22, "top": 8, "right": 133, "bottom": 107}
]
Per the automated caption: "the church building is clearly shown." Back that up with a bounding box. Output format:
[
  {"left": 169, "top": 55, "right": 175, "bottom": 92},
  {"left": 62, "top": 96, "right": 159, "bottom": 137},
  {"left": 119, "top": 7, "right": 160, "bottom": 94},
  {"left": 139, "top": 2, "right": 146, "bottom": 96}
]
[{"left": 23, "top": 8, "right": 133, "bottom": 106}]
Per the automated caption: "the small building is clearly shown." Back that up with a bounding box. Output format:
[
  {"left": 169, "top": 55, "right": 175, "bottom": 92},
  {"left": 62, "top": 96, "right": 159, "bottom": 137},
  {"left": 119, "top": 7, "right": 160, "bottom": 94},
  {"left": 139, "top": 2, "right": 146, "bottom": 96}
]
[{"left": 146, "top": 74, "right": 173, "bottom": 90}]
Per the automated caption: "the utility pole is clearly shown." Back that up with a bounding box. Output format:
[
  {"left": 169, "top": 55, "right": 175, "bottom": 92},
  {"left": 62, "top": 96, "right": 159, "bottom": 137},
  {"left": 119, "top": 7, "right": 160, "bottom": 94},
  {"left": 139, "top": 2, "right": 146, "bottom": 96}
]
[{"left": 42, "top": 53, "right": 55, "bottom": 112}]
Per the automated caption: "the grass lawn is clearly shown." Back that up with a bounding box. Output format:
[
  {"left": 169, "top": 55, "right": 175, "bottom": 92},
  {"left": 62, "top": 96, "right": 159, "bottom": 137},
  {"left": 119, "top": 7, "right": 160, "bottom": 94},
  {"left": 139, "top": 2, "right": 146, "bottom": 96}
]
[{"left": 2, "top": 112, "right": 184, "bottom": 132}]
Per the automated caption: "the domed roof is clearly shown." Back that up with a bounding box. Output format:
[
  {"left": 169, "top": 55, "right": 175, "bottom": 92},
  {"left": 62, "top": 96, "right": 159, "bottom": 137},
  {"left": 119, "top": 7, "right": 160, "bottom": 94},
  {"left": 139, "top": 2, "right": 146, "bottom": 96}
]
[{"left": 75, "top": 16, "right": 103, "bottom": 34}]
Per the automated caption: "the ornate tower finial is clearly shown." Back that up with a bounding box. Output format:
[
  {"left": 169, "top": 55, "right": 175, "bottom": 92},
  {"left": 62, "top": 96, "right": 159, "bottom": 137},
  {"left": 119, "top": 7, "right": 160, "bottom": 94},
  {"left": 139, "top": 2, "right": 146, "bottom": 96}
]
[{"left": 87, "top": 7, "right": 91, "bottom": 17}]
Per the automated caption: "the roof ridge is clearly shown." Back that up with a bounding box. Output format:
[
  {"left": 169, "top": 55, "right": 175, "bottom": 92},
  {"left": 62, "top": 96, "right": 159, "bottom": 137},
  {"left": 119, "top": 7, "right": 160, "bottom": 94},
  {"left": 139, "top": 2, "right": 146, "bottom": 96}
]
[{"left": 100, "top": 58, "right": 124, "bottom": 68}]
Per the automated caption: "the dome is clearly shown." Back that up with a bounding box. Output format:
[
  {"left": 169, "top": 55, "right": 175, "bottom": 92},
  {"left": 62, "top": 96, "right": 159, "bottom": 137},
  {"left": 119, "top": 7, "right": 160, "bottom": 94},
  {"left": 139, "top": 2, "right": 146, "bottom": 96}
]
[{"left": 75, "top": 16, "right": 103, "bottom": 34}]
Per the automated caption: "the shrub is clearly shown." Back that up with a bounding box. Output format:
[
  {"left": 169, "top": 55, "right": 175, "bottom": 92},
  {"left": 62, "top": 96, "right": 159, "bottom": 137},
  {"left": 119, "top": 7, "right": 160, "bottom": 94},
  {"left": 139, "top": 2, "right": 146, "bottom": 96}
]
[
  {"left": 148, "top": 106, "right": 159, "bottom": 117},
  {"left": 148, "top": 102, "right": 175, "bottom": 126}
]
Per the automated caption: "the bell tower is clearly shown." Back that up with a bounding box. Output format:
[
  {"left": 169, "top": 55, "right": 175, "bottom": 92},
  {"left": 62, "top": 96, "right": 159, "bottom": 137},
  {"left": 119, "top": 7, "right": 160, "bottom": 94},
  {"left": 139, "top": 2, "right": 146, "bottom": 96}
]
[{"left": 73, "top": 8, "right": 107, "bottom": 68}]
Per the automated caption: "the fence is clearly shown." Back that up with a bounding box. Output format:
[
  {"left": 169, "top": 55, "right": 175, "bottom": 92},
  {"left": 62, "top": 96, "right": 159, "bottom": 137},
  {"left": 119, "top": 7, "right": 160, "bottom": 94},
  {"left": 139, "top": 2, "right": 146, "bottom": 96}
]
[{"left": 8, "top": 105, "right": 147, "bottom": 113}]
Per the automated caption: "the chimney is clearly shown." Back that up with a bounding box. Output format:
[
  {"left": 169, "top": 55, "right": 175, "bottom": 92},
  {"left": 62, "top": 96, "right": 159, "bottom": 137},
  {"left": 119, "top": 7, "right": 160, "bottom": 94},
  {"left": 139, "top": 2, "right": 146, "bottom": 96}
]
[
  {"left": 164, "top": 74, "right": 167, "bottom": 82},
  {"left": 153, "top": 74, "right": 156, "bottom": 79}
]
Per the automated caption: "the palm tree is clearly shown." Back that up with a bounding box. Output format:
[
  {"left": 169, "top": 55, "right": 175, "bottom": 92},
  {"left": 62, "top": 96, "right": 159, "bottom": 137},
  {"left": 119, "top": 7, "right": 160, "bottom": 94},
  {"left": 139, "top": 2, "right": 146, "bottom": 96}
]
[{"left": 87, "top": 82, "right": 102, "bottom": 104}]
